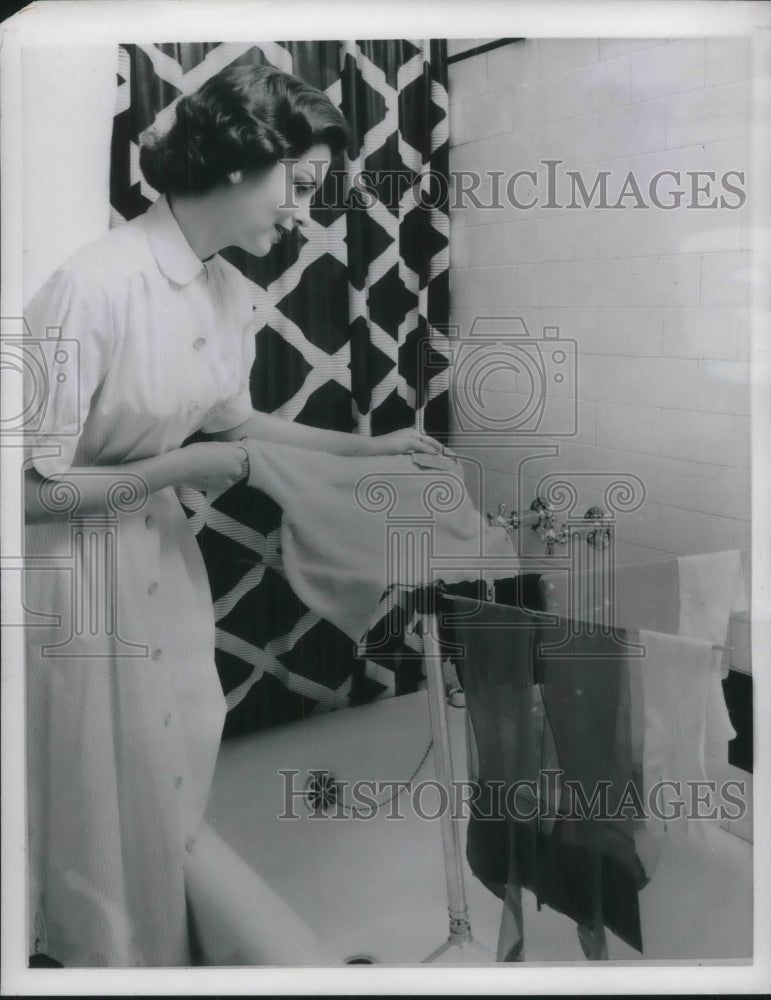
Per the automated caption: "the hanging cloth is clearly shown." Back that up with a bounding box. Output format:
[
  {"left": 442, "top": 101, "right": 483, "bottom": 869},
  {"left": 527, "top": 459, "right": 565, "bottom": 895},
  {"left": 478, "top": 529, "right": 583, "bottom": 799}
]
[{"left": 439, "top": 587, "right": 649, "bottom": 957}]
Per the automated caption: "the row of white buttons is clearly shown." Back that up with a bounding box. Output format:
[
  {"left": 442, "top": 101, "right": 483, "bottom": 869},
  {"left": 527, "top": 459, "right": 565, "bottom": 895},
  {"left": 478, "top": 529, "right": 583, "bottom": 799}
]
[
  {"left": 142, "top": 494, "right": 188, "bottom": 845},
  {"left": 145, "top": 517, "right": 162, "bottom": 665},
  {"left": 188, "top": 337, "right": 203, "bottom": 418}
]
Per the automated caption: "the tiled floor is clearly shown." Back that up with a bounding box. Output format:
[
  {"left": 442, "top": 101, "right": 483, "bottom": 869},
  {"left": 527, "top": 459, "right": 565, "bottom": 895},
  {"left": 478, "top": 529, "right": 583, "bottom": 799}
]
[{"left": 206, "top": 690, "right": 753, "bottom": 965}]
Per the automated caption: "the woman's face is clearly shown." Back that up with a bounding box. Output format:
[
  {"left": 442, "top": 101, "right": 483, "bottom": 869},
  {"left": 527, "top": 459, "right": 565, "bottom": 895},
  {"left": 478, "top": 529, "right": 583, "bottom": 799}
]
[{"left": 221, "top": 143, "right": 333, "bottom": 257}]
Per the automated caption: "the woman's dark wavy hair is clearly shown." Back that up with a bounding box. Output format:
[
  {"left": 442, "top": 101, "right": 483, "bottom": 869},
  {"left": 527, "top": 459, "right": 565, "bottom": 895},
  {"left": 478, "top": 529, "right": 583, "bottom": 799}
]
[{"left": 140, "top": 63, "right": 350, "bottom": 195}]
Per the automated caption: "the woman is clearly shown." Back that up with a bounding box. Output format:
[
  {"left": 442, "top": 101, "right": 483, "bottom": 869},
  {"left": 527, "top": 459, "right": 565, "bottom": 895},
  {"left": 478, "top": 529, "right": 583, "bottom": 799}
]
[{"left": 24, "top": 63, "right": 441, "bottom": 967}]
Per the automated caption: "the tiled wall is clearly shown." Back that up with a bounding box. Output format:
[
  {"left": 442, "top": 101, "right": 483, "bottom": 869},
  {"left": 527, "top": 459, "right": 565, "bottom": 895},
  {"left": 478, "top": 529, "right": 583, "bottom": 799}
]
[{"left": 447, "top": 37, "right": 752, "bottom": 570}]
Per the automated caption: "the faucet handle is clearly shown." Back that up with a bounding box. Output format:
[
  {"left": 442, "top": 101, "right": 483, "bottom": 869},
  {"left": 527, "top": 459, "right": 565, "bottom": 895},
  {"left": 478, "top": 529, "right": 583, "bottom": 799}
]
[
  {"left": 584, "top": 506, "right": 612, "bottom": 549},
  {"left": 485, "top": 502, "right": 508, "bottom": 527}
]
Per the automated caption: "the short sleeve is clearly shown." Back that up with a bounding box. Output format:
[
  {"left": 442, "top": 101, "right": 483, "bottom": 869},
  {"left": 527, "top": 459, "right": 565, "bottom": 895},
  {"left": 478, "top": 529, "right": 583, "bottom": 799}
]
[
  {"left": 199, "top": 303, "right": 257, "bottom": 435},
  {"left": 23, "top": 266, "right": 114, "bottom": 477}
]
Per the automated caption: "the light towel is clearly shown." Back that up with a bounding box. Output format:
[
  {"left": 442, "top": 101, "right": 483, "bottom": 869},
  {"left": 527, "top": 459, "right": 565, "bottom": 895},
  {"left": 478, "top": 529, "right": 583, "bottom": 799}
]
[
  {"left": 677, "top": 549, "right": 744, "bottom": 755},
  {"left": 638, "top": 629, "right": 731, "bottom": 845},
  {"left": 242, "top": 440, "right": 516, "bottom": 643},
  {"left": 677, "top": 548, "right": 748, "bottom": 650}
]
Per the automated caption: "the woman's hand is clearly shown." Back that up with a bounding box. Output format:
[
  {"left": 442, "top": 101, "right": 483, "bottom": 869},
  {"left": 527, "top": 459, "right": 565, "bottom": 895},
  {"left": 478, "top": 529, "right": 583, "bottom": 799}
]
[
  {"left": 176, "top": 442, "right": 250, "bottom": 494},
  {"left": 366, "top": 428, "right": 445, "bottom": 457}
]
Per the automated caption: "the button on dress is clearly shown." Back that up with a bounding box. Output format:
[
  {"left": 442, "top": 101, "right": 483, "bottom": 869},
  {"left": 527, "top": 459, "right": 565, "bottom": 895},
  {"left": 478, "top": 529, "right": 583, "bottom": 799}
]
[{"left": 23, "top": 195, "right": 256, "bottom": 966}]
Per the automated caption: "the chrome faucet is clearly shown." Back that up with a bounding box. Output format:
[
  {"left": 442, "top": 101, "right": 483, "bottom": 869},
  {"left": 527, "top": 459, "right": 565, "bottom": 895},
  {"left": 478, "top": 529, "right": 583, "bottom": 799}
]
[{"left": 486, "top": 498, "right": 612, "bottom": 555}]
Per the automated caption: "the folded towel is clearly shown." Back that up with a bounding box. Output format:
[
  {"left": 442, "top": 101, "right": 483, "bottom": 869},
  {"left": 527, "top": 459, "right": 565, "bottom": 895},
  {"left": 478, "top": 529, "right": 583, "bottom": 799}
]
[
  {"left": 241, "top": 440, "right": 516, "bottom": 643},
  {"left": 637, "top": 629, "right": 727, "bottom": 845}
]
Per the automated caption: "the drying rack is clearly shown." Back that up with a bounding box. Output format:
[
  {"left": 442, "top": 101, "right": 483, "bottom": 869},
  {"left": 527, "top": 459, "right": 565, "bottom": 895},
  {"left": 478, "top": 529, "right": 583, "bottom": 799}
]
[{"left": 413, "top": 582, "right": 733, "bottom": 964}]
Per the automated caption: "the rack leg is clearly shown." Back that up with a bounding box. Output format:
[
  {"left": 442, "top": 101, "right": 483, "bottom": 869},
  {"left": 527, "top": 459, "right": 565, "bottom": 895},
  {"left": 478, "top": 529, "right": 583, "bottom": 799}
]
[{"left": 419, "top": 614, "right": 493, "bottom": 963}]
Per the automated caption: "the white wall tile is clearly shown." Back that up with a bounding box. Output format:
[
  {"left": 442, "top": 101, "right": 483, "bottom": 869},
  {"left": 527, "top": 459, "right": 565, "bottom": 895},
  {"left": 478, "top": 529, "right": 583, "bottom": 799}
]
[
  {"left": 488, "top": 127, "right": 542, "bottom": 171},
  {"left": 628, "top": 254, "right": 701, "bottom": 306},
  {"left": 540, "top": 115, "right": 599, "bottom": 166},
  {"left": 704, "top": 37, "right": 752, "bottom": 86},
  {"left": 449, "top": 223, "right": 492, "bottom": 268},
  {"left": 662, "top": 306, "right": 746, "bottom": 359},
  {"left": 696, "top": 463, "right": 751, "bottom": 519},
  {"left": 458, "top": 91, "right": 516, "bottom": 144},
  {"left": 487, "top": 40, "right": 541, "bottom": 91},
  {"left": 664, "top": 207, "right": 743, "bottom": 254},
  {"left": 449, "top": 137, "right": 490, "bottom": 174},
  {"left": 732, "top": 415, "right": 751, "bottom": 468},
  {"left": 449, "top": 311, "right": 538, "bottom": 344},
  {"left": 666, "top": 80, "right": 750, "bottom": 148},
  {"left": 702, "top": 136, "right": 750, "bottom": 177},
  {"left": 449, "top": 54, "right": 489, "bottom": 104},
  {"left": 598, "top": 99, "right": 667, "bottom": 160},
  {"left": 570, "top": 259, "right": 631, "bottom": 306},
  {"left": 478, "top": 264, "right": 545, "bottom": 308},
  {"left": 514, "top": 56, "right": 629, "bottom": 127},
  {"left": 599, "top": 39, "right": 665, "bottom": 61},
  {"left": 630, "top": 39, "right": 704, "bottom": 103},
  {"left": 736, "top": 320, "right": 750, "bottom": 362},
  {"left": 464, "top": 156, "right": 542, "bottom": 225},
  {"left": 613, "top": 498, "right": 661, "bottom": 549},
  {"left": 542, "top": 306, "right": 599, "bottom": 355},
  {"left": 597, "top": 307, "right": 662, "bottom": 355},
  {"left": 596, "top": 401, "right": 661, "bottom": 453},
  {"left": 512, "top": 76, "right": 562, "bottom": 130},
  {"left": 628, "top": 143, "right": 705, "bottom": 195},
  {"left": 733, "top": 518, "right": 751, "bottom": 553},
  {"left": 700, "top": 250, "right": 752, "bottom": 306},
  {"left": 626, "top": 357, "right": 699, "bottom": 409},
  {"left": 529, "top": 261, "right": 574, "bottom": 306},
  {"left": 486, "top": 218, "right": 541, "bottom": 265},
  {"left": 598, "top": 208, "right": 669, "bottom": 258},
  {"left": 658, "top": 504, "right": 737, "bottom": 555},
  {"left": 625, "top": 452, "right": 698, "bottom": 509},
  {"left": 658, "top": 408, "right": 736, "bottom": 465},
  {"left": 537, "top": 39, "right": 600, "bottom": 78},
  {"left": 447, "top": 37, "right": 752, "bottom": 558},
  {"left": 476, "top": 265, "right": 517, "bottom": 307},
  {"left": 698, "top": 360, "right": 750, "bottom": 415},
  {"left": 567, "top": 57, "right": 631, "bottom": 119},
  {"left": 613, "top": 538, "right": 673, "bottom": 564},
  {"left": 483, "top": 309, "right": 544, "bottom": 339},
  {"left": 573, "top": 398, "right": 597, "bottom": 445},
  {"left": 463, "top": 177, "right": 503, "bottom": 226},
  {"left": 541, "top": 212, "right": 598, "bottom": 261},
  {"left": 552, "top": 440, "right": 629, "bottom": 475}
]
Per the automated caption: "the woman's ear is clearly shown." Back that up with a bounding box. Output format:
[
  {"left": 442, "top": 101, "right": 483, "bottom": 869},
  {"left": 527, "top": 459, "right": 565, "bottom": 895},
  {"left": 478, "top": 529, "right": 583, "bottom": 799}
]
[{"left": 228, "top": 170, "right": 244, "bottom": 185}]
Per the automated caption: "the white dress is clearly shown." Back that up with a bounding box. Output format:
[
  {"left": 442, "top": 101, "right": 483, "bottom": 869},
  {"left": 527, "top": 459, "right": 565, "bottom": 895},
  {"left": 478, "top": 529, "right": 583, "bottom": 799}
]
[{"left": 23, "top": 195, "right": 256, "bottom": 966}]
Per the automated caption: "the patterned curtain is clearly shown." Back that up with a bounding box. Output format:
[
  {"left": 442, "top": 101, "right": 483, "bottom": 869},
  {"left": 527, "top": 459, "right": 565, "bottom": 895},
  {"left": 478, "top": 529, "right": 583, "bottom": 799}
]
[{"left": 109, "top": 40, "right": 451, "bottom": 736}]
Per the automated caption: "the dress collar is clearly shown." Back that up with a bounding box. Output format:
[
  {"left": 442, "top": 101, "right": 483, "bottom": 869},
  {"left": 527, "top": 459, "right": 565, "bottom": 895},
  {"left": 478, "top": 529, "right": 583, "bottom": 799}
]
[{"left": 145, "top": 194, "right": 207, "bottom": 286}]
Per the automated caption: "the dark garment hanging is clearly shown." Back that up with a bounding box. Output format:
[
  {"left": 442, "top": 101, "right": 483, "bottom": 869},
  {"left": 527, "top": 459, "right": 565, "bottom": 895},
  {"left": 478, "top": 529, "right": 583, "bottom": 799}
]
[{"left": 438, "top": 579, "right": 649, "bottom": 954}]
